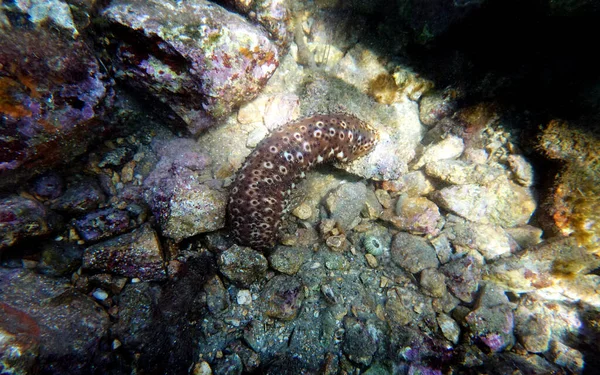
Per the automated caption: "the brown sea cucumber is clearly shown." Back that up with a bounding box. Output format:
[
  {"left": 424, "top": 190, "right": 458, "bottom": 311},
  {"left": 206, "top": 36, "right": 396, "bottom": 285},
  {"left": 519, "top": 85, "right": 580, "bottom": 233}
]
[{"left": 227, "top": 113, "right": 378, "bottom": 250}]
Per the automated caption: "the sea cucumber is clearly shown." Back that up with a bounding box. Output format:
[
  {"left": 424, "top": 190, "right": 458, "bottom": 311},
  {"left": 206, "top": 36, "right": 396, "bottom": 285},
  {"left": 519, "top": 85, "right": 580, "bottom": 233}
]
[{"left": 228, "top": 113, "right": 378, "bottom": 250}]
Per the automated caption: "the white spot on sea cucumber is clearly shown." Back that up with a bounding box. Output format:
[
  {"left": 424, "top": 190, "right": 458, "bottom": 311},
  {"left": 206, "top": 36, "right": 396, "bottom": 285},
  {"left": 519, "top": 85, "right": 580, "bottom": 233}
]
[
  {"left": 269, "top": 146, "right": 278, "bottom": 153},
  {"left": 279, "top": 165, "right": 288, "bottom": 174},
  {"left": 263, "top": 161, "right": 274, "bottom": 169},
  {"left": 313, "top": 130, "right": 322, "bottom": 138},
  {"left": 337, "top": 151, "right": 344, "bottom": 159},
  {"left": 348, "top": 131, "right": 353, "bottom": 141},
  {"left": 328, "top": 149, "right": 335, "bottom": 156},
  {"left": 339, "top": 132, "right": 345, "bottom": 140},
  {"left": 303, "top": 142, "right": 311, "bottom": 152},
  {"left": 293, "top": 132, "right": 302, "bottom": 141},
  {"left": 284, "top": 152, "right": 294, "bottom": 162},
  {"left": 296, "top": 152, "right": 304, "bottom": 162},
  {"left": 340, "top": 121, "right": 347, "bottom": 128},
  {"left": 329, "top": 128, "right": 336, "bottom": 136},
  {"left": 317, "top": 155, "right": 324, "bottom": 162},
  {"left": 316, "top": 121, "right": 324, "bottom": 128}
]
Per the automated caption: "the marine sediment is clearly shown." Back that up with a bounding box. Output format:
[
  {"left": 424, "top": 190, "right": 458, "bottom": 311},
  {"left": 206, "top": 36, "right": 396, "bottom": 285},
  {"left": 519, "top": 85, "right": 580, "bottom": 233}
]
[{"left": 228, "top": 113, "right": 378, "bottom": 250}]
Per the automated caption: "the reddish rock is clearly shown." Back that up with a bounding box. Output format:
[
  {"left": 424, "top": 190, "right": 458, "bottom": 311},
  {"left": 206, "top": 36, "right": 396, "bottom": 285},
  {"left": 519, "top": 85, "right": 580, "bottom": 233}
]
[
  {"left": 0, "top": 23, "right": 109, "bottom": 189},
  {"left": 0, "top": 195, "right": 56, "bottom": 251}
]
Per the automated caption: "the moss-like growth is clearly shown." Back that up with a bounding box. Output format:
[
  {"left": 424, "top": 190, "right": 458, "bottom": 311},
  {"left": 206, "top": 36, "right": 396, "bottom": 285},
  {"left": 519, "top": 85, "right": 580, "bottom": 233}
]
[
  {"left": 538, "top": 120, "right": 600, "bottom": 252},
  {"left": 368, "top": 73, "right": 399, "bottom": 105}
]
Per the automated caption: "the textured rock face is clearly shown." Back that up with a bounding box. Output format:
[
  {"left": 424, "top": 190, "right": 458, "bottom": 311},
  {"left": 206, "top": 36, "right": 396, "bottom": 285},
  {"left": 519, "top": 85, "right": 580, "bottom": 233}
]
[
  {"left": 0, "top": 269, "right": 110, "bottom": 375},
  {"left": 0, "top": 24, "right": 109, "bottom": 188},
  {"left": 142, "top": 137, "right": 227, "bottom": 241},
  {"left": 82, "top": 223, "right": 167, "bottom": 281},
  {"left": 103, "top": 0, "right": 281, "bottom": 131},
  {"left": 0, "top": 195, "right": 56, "bottom": 251}
]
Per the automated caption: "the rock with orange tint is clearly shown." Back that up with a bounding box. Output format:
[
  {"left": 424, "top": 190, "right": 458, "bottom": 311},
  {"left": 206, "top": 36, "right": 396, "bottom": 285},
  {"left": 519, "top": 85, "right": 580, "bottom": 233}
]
[{"left": 0, "top": 23, "right": 109, "bottom": 189}]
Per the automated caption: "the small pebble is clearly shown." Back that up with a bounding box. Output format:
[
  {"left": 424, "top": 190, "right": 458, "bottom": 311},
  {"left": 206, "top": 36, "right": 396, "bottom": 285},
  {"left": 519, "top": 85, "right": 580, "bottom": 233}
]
[
  {"left": 365, "top": 253, "right": 378, "bottom": 268},
  {"left": 237, "top": 289, "right": 253, "bottom": 305},
  {"left": 292, "top": 203, "right": 312, "bottom": 220},
  {"left": 112, "top": 339, "right": 122, "bottom": 350},
  {"left": 92, "top": 288, "right": 109, "bottom": 301}
]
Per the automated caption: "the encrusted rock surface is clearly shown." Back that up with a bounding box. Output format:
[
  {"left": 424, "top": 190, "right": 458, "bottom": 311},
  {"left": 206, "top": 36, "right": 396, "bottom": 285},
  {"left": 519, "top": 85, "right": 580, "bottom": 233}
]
[
  {"left": 82, "top": 223, "right": 166, "bottom": 281},
  {"left": 0, "top": 195, "right": 57, "bottom": 250},
  {"left": 103, "top": 0, "right": 281, "bottom": 131},
  {"left": 0, "top": 268, "right": 110, "bottom": 374},
  {"left": 0, "top": 11, "right": 109, "bottom": 188}
]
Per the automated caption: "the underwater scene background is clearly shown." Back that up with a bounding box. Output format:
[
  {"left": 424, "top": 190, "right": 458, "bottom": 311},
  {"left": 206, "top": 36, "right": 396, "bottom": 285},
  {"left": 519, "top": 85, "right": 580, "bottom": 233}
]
[{"left": 1, "top": 0, "right": 599, "bottom": 374}]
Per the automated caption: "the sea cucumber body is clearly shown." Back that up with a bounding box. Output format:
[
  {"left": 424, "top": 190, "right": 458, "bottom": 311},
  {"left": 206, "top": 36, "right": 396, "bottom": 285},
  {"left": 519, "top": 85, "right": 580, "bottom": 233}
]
[{"left": 228, "top": 113, "right": 378, "bottom": 250}]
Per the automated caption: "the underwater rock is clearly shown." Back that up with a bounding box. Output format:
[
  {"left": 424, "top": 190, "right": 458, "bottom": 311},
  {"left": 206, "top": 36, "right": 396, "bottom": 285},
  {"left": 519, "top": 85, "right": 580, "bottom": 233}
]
[
  {"left": 448, "top": 220, "right": 515, "bottom": 260},
  {"left": 441, "top": 255, "right": 482, "bottom": 303},
  {"left": 218, "top": 245, "right": 268, "bottom": 287},
  {"left": 103, "top": 0, "right": 281, "bottom": 130},
  {"left": 485, "top": 237, "right": 600, "bottom": 304},
  {"left": 36, "top": 242, "right": 83, "bottom": 277},
  {"left": 424, "top": 159, "right": 505, "bottom": 186},
  {"left": 389, "top": 195, "right": 442, "bottom": 235},
  {"left": 548, "top": 340, "right": 584, "bottom": 374},
  {"left": 514, "top": 295, "right": 552, "bottom": 353},
  {"left": 217, "top": 0, "right": 292, "bottom": 51},
  {"left": 391, "top": 232, "right": 439, "bottom": 274},
  {"left": 261, "top": 274, "right": 304, "bottom": 320},
  {"left": 507, "top": 154, "right": 535, "bottom": 187},
  {"left": 268, "top": 245, "right": 311, "bottom": 275},
  {"left": 82, "top": 223, "right": 167, "bottom": 281},
  {"left": 432, "top": 176, "right": 536, "bottom": 227},
  {"left": 73, "top": 208, "right": 132, "bottom": 242},
  {"left": 0, "top": 268, "right": 110, "bottom": 374},
  {"left": 504, "top": 225, "right": 543, "bottom": 249},
  {"left": 464, "top": 283, "right": 515, "bottom": 353},
  {"left": 412, "top": 135, "right": 464, "bottom": 170},
  {"left": 263, "top": 93, "right": 301, "bottom": 131},
  {"left": 537, "top": 119, "right": 599, "bottom": 250},
  {"left": 143, "top": 137, "right": 226, "bottom": 241},
  {"left": 29, "top": 172, "right": 65, "bottom": 200},
  {"left": 420, "top": 268, "right": 447, "bottom": 298},
  {"left": 51, "top": 180, "right": 106, "bottom": 214},
  {"left": 0, "top": 21, "right": 109, "bottom": 188},
  {"left": 437, "top": 313, "right": 460, "bottom": 344},
  {"left": 204, "top": 275, "right": 230, "bottom": 314},
  {"left": 0, "top": 303, "right": 40, "bottom": 375},
  {"left": 325, "top": 182, "right": 369, "bottom": 231},
  {"left": 419, "top": 89, "right": 459, "bottom": 127},
  {"left": 381, "top": 170, "right": 435, "bottom": 197},
  {"left": 343, "top": 316, "right": 377, "bottom": 366},
  {"left": 0, "top": 195, "right": 56, "bottom": 251}
]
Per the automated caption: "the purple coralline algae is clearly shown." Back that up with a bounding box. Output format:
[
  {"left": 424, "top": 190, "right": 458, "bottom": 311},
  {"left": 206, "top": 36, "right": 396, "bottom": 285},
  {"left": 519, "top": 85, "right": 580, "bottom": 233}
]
[
  {"left": 103, "top": 0, "right": 281, "bottom": 132},
  {"left": 0, "top": 195, "right": 56, "bottom": 251},
  {"left": 0, "top": 22, "right": 109, "bottom": 188},
  {"left": 143, "top": 137, "right": 227, "bottom": 241}
]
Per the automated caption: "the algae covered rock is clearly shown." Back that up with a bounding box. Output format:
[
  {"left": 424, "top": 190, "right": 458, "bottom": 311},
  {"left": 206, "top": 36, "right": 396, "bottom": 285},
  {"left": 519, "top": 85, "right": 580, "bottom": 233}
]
[
  {"left": 0, "top": 15, "right": 109, "bottom": 188},
  {"left": 103, "top": 0, "right": 281, "bottom": 132}
]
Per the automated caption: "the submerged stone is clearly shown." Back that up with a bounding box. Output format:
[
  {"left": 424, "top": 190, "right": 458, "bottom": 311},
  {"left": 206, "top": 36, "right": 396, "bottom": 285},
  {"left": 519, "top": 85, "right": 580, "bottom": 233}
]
[
  {"left": 82, "top": 223, "right": 166, "bottom": 281},
  {"left": 103, "top": 0, "right": 281, "bottom": 131}
]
